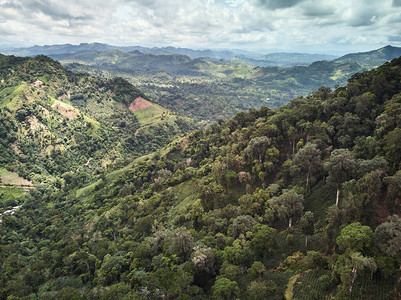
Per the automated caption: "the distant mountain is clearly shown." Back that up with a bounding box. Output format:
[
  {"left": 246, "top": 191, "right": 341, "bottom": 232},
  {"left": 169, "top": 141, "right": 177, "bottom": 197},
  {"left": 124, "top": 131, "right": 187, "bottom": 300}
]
[
  {"left": 6, "top": 44, "right": 401, "bottom": 122},
  {"left": 153, "top": 46, "right": 237, "bottom": 60},
  {"left": 4, "top": 42, "right": 118, "bottom": 56},
  {"left": 2, "top": 43, "right": 337, "bottom": 67},
  {"left": 55, "top": 45, "right": 401, "bottom": 122},
  {"left": 334, "top": 45, "right": 401, "bottom": 67},
  {"left": 3, "top": 43, "right": 238, "bottom": 60},
  {"left": 49, "top": 50, "right": 200, "bottom": 75}
]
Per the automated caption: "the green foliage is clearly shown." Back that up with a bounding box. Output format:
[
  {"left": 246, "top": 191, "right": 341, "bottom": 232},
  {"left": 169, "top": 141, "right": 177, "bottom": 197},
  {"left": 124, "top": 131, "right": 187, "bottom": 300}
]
[
  {"left": 336, "top": 222, "right": 373, "bottom": 253},
  {"left": 212, "top": 277, "right": 240, "bottom": 300},
  {"left": 2, "top": 54, "right": 401, "bottom": 299}
]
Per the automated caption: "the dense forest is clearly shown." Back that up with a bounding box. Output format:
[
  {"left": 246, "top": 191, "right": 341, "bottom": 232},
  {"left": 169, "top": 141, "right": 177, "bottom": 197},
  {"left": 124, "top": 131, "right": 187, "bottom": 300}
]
[{"left": 0, "top": 54, "right": 401, "bottom": 299}]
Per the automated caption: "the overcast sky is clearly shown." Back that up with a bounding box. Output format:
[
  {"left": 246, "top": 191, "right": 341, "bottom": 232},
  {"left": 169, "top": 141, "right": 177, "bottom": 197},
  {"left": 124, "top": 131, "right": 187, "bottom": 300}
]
[{"left": 1, "top": 0, "right": 401, "bottom": 54}]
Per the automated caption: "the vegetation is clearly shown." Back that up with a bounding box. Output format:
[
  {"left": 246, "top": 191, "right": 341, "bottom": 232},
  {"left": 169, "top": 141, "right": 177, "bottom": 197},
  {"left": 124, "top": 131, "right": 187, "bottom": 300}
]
[
  {"left": 1, "top": 54, "right": 401, "bottom": 299},
  {"left": 0, "top": 54, "right": 196, "bottom": 185},
  {"left": 60, "top": 45, "right": 401, "bottom": 123}
]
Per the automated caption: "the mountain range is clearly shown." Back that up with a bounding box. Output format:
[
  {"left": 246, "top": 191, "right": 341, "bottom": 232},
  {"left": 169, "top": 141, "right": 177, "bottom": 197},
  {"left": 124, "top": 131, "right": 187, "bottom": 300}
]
[
  {"left": 4, "top": 42, "right": 338, "bottom": 67},
  {"left": 22, "top": 44, "right": 401, "bottom": 123}
]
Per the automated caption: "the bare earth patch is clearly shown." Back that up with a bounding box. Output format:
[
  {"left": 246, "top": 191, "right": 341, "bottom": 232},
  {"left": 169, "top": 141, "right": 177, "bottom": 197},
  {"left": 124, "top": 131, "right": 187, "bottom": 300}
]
[
  {"left": 129, "top": 97, "right": 151, "bottom": 111},
  {"left": 52, "top": 100, "right": 79, "bottom": 119},
  {"left": 31, "top": 79, "right": 44, "bottom": 89},
  {"left": 0, "top": 170, "right": 33, "bottom": 186},
  {"left": 180, "top": 137, "right": 189, "bottom": 150},
  {"left": 28, "top": 115, "right": 46, "bottom": 133}
]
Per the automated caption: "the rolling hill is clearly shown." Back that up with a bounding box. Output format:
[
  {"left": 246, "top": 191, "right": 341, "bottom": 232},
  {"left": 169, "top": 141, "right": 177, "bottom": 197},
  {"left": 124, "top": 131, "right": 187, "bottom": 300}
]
[{"left": 51, "top": 45, "right": 401, "bottom": 123}]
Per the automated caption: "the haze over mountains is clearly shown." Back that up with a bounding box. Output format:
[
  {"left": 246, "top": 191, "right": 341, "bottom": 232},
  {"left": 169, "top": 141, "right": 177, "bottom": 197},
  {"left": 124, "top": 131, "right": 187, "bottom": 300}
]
[
  {"left": 6, "top": 43, "right": 399, "bottom": 123},
  {"left": 4, "top": 42, "right": 338, "bottom": 67}
]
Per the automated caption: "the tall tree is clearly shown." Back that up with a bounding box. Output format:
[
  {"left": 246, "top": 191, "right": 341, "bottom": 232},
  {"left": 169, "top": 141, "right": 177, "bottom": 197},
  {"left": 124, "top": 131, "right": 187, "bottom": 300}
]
[
  {"left": 270, "top": 189, "right": 304, "bottom": 228},
  {"left": 374, "top": 215, "right": 401, "bottom": 265},
  {"left": 244, "top": 136, "right": 271, "bottom": 163},
  {"left": 336, "top": 222, "right": 373, "bottom": 253},
  {"left": 300, "top": 211, "right": 315, "bottom": 248},
  {"left": 324, "top": 149, "right": 358, "bottom": 206},
  {"left": 290, "top": 143, "right": 322, "bottom": 187}
]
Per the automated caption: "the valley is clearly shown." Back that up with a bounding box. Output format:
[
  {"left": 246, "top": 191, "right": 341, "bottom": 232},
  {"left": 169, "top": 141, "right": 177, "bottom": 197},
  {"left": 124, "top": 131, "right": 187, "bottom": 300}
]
[
  {"left": 2, "top": 0, "right": 401, "bottom": 298},
  {"left": 0, "top": 47, "right": 400, "bottom": 298},
  {"left": 28, "top": 43, "right": 400, "bottom": 123}
]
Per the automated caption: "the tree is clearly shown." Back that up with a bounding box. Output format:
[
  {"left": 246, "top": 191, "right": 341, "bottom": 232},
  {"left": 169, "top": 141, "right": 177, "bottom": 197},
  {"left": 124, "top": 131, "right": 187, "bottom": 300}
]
[
  {"left": 300, "top": 211, "right": 314, "bottom": 248},
  {"left": 247, "top": 280, "right": 278, "bottom": 300},
  {"left": 249, "top": 224, "right": 276, "bottom": 261},
  {"left": 374, "top": 215, "right": 401, "bottom": 260},
  {"left": 336, "top": 222, "right": 373, "bottom": 253},
  {"left": 290, "top": 143, "right": 322, "bottom": 187},
  {"left": 244, "top": 136, "right": 271, "bottom": 163},
  {"left": 324, "top": 149, "right": 358, "bottom": 206},
  {"left": 212, "top": 277, "right": 240, "bottom": 300},
  {"left": 335, "top": 251, "right": 377, "bottom": 294},
  {"left": 248, "top": 261, "right": 266, "bottom": 281},
  {"left": 383, "top": 171, "right": 401, "bottom": 213},
  {"left": 270, "top": 189, "right": 304, "bottom": 228},
  {"left": 383, "top": 128, "right": 401, "bottom": 168},
  {"left": 357, "top": 170, "right": 385, "bottom": 224}
]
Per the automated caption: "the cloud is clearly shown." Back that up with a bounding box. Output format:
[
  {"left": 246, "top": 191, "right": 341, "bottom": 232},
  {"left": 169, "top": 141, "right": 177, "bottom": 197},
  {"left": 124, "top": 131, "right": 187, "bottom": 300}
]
[
  {"left": 389, "top": 35, "right": 401, "bottom": 41},
  {"left": 255, "top": 0, "right": 305, "bottom": 10},
  {"left": 393, "top": 0, "right": 401, "bottom": 6},
  {"left": 0, "top": 0, "right": 401, "bottom": 53},
  {"left": 301, "top": 3, "right": 335, "bottom": 17}
]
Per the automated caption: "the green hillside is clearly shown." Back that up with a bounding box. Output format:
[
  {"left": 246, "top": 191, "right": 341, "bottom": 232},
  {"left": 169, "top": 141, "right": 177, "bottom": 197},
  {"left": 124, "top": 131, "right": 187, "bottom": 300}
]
[
  {"left": 1, "top": 56, "right": 401, "bottom": 298},
  {"left": 0, "top": 54, "right": 195, "bottom": 185}
]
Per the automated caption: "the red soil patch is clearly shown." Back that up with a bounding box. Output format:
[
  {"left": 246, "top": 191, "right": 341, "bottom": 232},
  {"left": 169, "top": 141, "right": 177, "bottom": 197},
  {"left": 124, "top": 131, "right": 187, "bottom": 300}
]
[{"left": 129, "top": 97, "right": 151, "bottom": 111}]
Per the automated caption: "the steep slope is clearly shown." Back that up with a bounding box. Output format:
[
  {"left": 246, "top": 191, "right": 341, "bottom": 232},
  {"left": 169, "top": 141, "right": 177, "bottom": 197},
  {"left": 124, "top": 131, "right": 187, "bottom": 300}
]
[
  {"left": 0, "top": 54, "right": 195, "bottom": 184},
  {"left": 1, "top": 57, "right": 401, "bottom": 298}
]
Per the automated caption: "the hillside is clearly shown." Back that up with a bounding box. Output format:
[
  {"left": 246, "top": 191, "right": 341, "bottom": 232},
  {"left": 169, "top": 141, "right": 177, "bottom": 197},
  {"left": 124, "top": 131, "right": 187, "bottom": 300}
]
[
  {"left": 1, "top": 56, "right": 401, "bottom": 298},
  {"left": 334, "top": 45, "right": 401, "bottom": 67},
  {"left": 0, "top": 54, "right": 195, "bottom": 187}
]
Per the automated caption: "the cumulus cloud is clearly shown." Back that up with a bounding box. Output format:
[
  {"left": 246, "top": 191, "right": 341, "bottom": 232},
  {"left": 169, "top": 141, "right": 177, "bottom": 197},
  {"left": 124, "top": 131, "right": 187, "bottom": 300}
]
[
  {"left": 254, "top": 0, "right": 306, "bottom": 10},
  {"left": 393, "top": 0, "right": 401, "bottom": 6},
  {"left": 0, "top": 0, "right": 401, "bottom": 53}
]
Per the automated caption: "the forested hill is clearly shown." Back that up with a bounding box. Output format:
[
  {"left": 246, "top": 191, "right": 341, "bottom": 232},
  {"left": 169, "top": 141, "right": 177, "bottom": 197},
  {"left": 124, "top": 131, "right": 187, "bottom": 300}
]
[
  {"left": 1, "top": 57, "right": 401, "bottom": 299},
  {"left": 59, "top": 45, "right": 401, "bottom": 123},
  {"left": 0, "top": 54, "right": 195, "bottom": 183}
]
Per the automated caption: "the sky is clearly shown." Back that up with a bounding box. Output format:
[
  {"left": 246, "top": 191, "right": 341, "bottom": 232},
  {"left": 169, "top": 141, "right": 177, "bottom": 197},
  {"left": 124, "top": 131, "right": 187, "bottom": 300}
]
[{"left": 1, "top": 0, "right": 401, "bottom": 54}]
